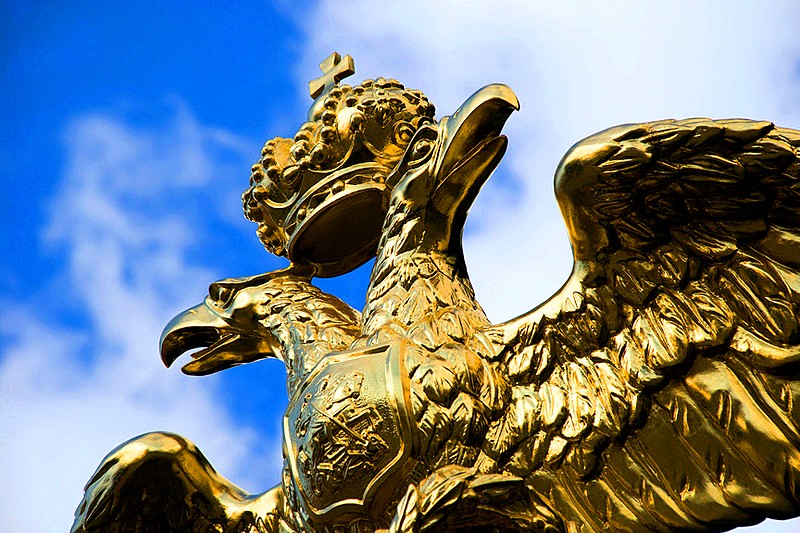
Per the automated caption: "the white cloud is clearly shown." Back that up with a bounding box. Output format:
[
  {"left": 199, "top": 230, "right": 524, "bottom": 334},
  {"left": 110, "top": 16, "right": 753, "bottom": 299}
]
[
  {"left": 0, "top": 105, "right": 283, "bottom": 532},
  {"left": 298, "top": 2, "right": 800, "bottom": 531}
]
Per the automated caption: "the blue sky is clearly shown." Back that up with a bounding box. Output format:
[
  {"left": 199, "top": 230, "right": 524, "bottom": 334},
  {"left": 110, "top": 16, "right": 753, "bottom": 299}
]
[{"left": 2, "top": 2, "right": 800, "bottom": 531}]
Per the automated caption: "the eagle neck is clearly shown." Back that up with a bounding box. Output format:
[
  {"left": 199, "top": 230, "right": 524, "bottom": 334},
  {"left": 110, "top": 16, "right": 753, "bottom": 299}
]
[
  {"left": 258, "top": 277, "right": 361, "bottom": 395},
  {"left": 359, "top": 202, "right": 488, "bottom": 343}
]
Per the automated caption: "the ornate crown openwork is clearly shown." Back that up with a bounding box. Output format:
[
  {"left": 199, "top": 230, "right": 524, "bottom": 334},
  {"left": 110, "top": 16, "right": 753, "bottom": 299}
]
[{"left": 243, "top": 53, "right": 435, "bottom": 277}]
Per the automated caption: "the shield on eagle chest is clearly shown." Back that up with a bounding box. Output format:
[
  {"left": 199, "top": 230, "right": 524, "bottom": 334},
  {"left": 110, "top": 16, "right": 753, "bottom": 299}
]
[{"left": 284, "top": 341, "right": 414, "bottom": 521}]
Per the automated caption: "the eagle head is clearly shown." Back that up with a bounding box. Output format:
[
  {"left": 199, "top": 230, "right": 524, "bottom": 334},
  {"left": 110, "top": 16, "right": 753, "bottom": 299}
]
[
  {"left": 159, "top": 269, "right": 290, "bottom": 375},
  {"left": 159, "top": 264, "right": 360, "bottom": 381},
  {"left": 384, "top": 84, "right": 519, "bottom": 253}
]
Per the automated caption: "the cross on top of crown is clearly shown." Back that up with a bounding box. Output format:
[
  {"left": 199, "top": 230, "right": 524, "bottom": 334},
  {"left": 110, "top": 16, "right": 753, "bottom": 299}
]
[{"left": 308, "top": 52, "right": 355, "bottom": 99}]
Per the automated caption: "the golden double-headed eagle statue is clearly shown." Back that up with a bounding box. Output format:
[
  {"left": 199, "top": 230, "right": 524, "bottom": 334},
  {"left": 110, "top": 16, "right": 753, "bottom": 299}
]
[{"left": 73, "top": 53, "right": 800, "bottom": 532}]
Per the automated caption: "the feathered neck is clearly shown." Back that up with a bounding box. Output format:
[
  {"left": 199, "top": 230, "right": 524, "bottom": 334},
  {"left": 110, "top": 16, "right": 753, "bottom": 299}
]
[
  {"left": 359, "top": 196, "right": 490, "bottom": 344},
  {"left": 257, "top": 275, "right": 361, "bottom": 394}
]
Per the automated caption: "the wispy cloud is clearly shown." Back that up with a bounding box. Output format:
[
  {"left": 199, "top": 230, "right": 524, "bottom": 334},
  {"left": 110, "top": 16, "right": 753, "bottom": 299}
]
[{"left": 0, "top": 103, "right": 282, "bottom": 532}]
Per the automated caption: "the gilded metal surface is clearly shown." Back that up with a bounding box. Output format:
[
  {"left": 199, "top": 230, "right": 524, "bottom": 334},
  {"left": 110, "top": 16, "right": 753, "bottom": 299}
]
[
  {"left": 73, "top": 54, "right": 800, "bottom": 532},
  {"left": 284, "top": 342, "right": 413, "bottom": 522}
]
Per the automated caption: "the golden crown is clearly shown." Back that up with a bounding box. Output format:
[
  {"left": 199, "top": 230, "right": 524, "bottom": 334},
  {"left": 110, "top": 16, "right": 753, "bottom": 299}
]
[{"left": 242, "top": 53, "right": 435, "bottom": 277}]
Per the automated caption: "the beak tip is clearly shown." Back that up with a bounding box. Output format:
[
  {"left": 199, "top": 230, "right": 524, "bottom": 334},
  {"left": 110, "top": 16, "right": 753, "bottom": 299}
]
[
  {"left": 482, "top": 83, "right": 520, "bottom": 112},
  {"left": 160, "top": 343, "right": 176, "bottom": 368},
  {"left": 159, "top": 326, "right": 178, "bottom": 367}
]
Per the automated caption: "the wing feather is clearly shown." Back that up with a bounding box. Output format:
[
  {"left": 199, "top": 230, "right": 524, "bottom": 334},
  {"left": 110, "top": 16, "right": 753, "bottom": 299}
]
[
  {"left": 485, "top": 119, "right": 800, "bottom": 530},
  {"left": 72, "top": 434, "right": 221, "bottom": 532},
  {"left": 71, "top": 432, "right": 282, "bottom": 532}
]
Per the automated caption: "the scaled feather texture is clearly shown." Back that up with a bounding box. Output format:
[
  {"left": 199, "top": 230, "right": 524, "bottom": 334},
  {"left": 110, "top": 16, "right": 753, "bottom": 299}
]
[{"left": 488, "top": 119, "right": 800, "bottom": 531}]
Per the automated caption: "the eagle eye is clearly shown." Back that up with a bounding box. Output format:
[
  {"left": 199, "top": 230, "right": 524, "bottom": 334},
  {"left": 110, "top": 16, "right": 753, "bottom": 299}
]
[
  {"left": 408, "top": 138, "right": 434, "bottom": 166},
  {"left": 408, "top": 139, "right": 433, "bottom": 165},
  {"left": 209, "top": 283, "right": 235, "bottom": 308}
]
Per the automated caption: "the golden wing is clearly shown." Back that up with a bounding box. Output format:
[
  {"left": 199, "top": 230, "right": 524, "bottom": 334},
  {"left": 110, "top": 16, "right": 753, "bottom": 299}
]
[
  {"left": 71, "top": 432, "right": 287, "bottom": 533},
  {"left": 484, "top": 119, "right": 800, "bottom": 531}
]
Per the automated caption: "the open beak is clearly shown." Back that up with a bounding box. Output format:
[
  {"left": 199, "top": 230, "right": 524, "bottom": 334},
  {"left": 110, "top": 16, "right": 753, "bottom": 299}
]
[
  {"left": 160, "top": 300, "right": 276, "bottom": 375},
  {"left": 431, "top": 84, "right": 519, "bottom": 221},
  {"left": 160, "top": 265, "right": 310, "bottom": 375}
]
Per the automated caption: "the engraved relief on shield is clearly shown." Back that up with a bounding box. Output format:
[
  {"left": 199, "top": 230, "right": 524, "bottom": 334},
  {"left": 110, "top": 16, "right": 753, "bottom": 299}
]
[{"left": 294, "top": 371, "right": 390, "bottom": 498}]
